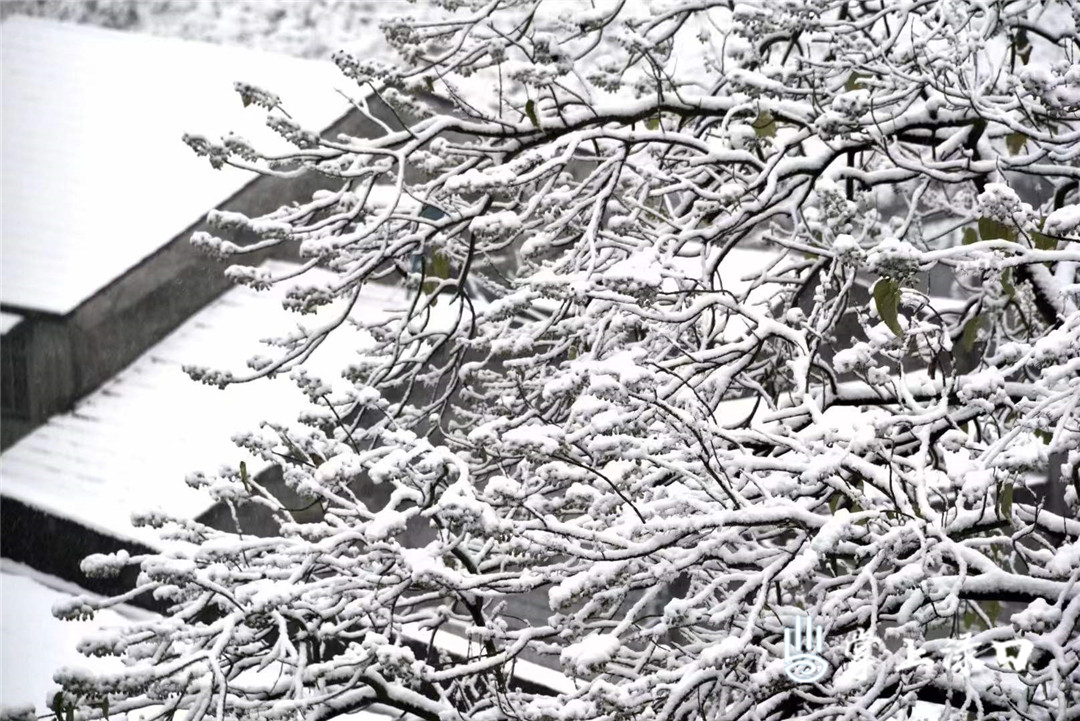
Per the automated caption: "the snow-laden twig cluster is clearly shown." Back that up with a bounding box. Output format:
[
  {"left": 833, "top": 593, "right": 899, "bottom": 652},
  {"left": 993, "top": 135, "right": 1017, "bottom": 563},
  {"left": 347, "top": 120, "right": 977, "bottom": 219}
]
[{"left": 52, "top": 1, "right": 1079, "bottom": 720}]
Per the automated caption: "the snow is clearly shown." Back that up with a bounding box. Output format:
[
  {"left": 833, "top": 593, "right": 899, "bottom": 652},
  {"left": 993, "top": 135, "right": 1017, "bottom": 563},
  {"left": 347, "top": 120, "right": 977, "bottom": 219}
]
[
  {"left": 0, "top": 2, "right": 420, "bottom": 62},
  {"left": 502, "top": 424, "right": 564, "bottom": 455},
  {"left": 1, "top": 5, "right": 1074, "bottom": 719},
  {"left": 560, "top": 633, "right": 621, "bottom": 677},
  {"left": 0, "top": 560, "right": 150, "bottom": 710},
  {"left": 0, "top": 560, "right": 397, "bottom": 719},
  {"left": 0, "top": 17, "right": 350, "bottom": 315},
  {"left": 365, "top": 508, "right": 409, "bottom": 541},
  {"left": 699, "top": 636, "right": 747, "bottom": 667},
  {"left": 1044, "top": 204, "right": 1080, "bottom": 238},
  {"left": 0, "top": 313, "right": 22, "bottom": 336},
  {"left": 0, "top": 262, "right": 404, "bottom": 546},
  {"left": 602, "top": 247, "right": 663, "bottom": 289},
  {"left": 468, "top": 210, "right": 523, "bottom": 238},
  {"left": 1010, "top": 598, "right": 1062, "bottom": 633}
]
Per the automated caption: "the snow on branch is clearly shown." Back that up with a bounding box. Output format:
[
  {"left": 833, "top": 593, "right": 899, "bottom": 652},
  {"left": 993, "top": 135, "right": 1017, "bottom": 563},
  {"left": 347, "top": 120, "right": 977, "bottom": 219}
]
[{"left": 51, "top": 2, "right": 1080, "bottom": 721}]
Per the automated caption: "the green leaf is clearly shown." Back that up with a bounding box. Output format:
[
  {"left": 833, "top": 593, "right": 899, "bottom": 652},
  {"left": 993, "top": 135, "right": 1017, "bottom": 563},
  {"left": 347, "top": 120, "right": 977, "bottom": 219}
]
[
  {"left": 978, "top": 217, "right": 1016, "bottom": 242},
  {"left": 962, "top": 599, "right": 1002, "bottom": 631},
  {"left": 961, "top": 227, "right": 978, "bottom": 245},
  {"left": 1032, "top": 231, "right": 1057, "bottom": 251},
  {"left": 1034, "top": 429, "right": 1053, "bottom": 445},
  {"left": 241, "top": 95, "right": 251, "bottom": 108},
  {"left": 431, "top": 250, "right": 451, "bottom": 280},
  {"left": 524, "top": 99, "right": 539, "bottom": 128},
  {"left": 962, "top": 316, "right": 985, "bottom": 352},
  {"left": 645, "top": 116, "right": 661, "bottom": 130},
  {"left": 752, "top": 110, "right": 777, "bottom": 138},
  {"left": 1005, "top": 132, "right": 1028, "bottom": 155},
  {"left": 422, "top": 251, "right": 451, "bottom": 306},
  {"left": 52, "top": 693, "right": 64, "bottom": 721},
  {"left": 275, "top": 430, "right": 308, "bottom": 465},
  {"left": 984, "top": 599, "right": 1002, "bottom": 625},
  {"left": 239, "top": 461, "right": 251, "bottom": 492},
  {"left": 998, "top": 480, "right": 1014, "bottom": 519},
  {"left": 873, "top": 278, "right": 903, "bottom": 337},
  {"left": 102, "top": 699, "right": 110, "bottom": 721},
  {"left": 844, "top": 71, "right": 869, "bottom": 91},
  {"left": 424, "top": 76, "right": 435, "bottom": 93},
  {"left": 1001, "top": 268, "right": 1015, "bottom": 299}
]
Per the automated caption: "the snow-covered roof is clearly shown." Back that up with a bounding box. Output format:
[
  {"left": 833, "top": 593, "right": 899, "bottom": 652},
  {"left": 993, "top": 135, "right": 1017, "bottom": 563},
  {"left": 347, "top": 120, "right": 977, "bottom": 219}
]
[
  {"left": 0, "top": 560, "right": 152, "bottom": 711},
  {"left": 0, "top": 16, "right": 352, "bottom": 315},
  {"left": 0, "top": 262, "right": 405, "bottom": 546},
  {"left": 0, "top": 312, "right": 22, "bottom": 336}
]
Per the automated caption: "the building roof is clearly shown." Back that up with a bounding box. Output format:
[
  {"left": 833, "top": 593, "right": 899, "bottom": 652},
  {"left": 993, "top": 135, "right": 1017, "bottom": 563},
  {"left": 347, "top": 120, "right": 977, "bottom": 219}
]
[
  {"left": 0, "top": 560, "right": 153, "bottom": 710},
  {"left": 0, "top": 262, "right": 405, "bottom": 546},
  {"left": 0, "top": 16, "right": 351, "bottom": 315}
]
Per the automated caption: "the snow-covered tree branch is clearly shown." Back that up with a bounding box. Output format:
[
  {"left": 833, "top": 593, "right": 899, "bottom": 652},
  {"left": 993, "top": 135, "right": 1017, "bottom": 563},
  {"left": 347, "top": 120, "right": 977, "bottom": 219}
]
[{"left": 53, "top": 1, "right": 1079, "bottom": 720}]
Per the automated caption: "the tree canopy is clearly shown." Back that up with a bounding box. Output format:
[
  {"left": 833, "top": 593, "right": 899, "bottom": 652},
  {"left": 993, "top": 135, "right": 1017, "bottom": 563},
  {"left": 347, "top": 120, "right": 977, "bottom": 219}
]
[{"left": 49, "top": 1, "right": 1080, "bottom": 720}]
